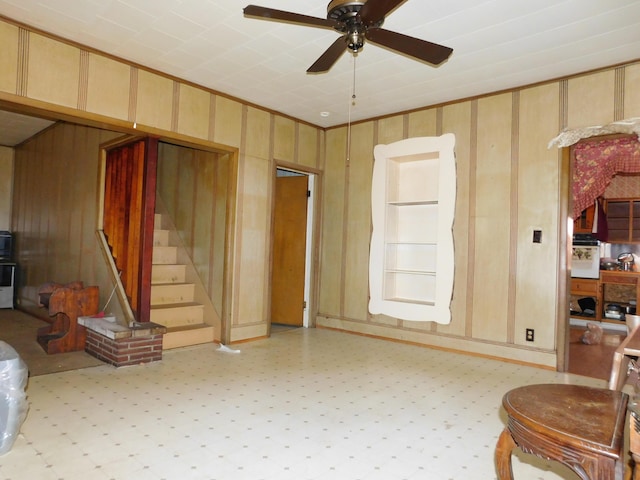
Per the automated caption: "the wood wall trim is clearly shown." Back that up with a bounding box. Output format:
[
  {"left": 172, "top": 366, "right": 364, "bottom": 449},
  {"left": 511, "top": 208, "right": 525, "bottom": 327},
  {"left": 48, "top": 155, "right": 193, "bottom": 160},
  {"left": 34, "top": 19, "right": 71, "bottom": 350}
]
[
  {"left": 556, "top": 147, "right": 571, "bottom": 372},
  {"left": 507, "top": 91, "right": 520, "bottom": 344},
  {"left": 316, "top": 323, "right": 557, "bottom": 370},
  {"left": 231, "top": 105, "right": 249, "bottom": 329},
  {"left": 222, "top": 149, "right": 239, "bottom": 343},
  {"left": 171, "top": 80, "right": 180, "bottom": 133},
  {"left": 128, "top": 67, "right": 138, "bottom": 123},
  {"left": 207, "top": 93, "right": 217, "bottom": 142},
  {"left": 465, "top": 99, "right": 478, "bottom": 338},
  {"left": 559, "top": 79, "right": 568, "bottom": 131},
  {"left": 339, "top": 125, "right": 351, "bottom": 318},
  {"left": 77, "top": 50, "right": 89, "bottom": 111},
  {"left": 0, "top": 92, "right": 238, "bottom": 156},
  {"left": 275, "top": 159, "right": 322, "bottom": 176},
  {"left": 264, "top": 114, "right": 276, "bottom": 325},
  {"left": 16, "top": 27, "right": 28, "bottom": 97},
  {"left": 615, "top": 66, "right": 625, "bottom": 121}
]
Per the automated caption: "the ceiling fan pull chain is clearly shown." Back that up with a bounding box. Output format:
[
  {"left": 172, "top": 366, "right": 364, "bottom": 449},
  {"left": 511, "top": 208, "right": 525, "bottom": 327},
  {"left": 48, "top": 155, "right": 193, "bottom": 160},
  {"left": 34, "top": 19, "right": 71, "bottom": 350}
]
[
  {"left": 352, "top": 54, "right": 357, "bottom": 106},
  {"left": 346, "top": 54, "right": 357, "bottom": 165}
]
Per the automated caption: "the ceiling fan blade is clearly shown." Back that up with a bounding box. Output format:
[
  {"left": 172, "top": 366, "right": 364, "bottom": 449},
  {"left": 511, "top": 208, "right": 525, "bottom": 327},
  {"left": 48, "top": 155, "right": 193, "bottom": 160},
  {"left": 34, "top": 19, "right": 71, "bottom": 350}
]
[
  {"left": 307, "top": 37, "right": 348, "bottom": 73},
  {"left": 358, "top": 0, "right": 406, "bottom": 26},
  {"left": 365, "top": 28, "right": 453, "bottom": 65},
  {"left": 244, "top": 5, "right": 339, "bottom": 29}
]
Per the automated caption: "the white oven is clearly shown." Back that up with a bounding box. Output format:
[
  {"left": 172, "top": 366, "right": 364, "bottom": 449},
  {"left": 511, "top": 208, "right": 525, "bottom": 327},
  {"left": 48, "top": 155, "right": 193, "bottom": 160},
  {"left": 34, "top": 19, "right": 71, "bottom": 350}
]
[{"left": 571, "top": 237, "right": 600, "bottom": 279}]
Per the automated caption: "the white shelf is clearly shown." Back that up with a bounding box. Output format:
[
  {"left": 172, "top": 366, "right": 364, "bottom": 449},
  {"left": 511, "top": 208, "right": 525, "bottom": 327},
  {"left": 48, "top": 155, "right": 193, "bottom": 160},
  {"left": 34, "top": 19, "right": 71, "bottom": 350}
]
[
  {"left": 385, "top": 296, "right": 436, "bottom": 306},
  {"left": 385, "top": 203, "right": 438, "bottom": 244},
  {"left": 384, "top": 269, "right": 436, "bottom": 275},
  {"left": 369, "top": 135, "right": 456, "bottom": 323},
  {"left": 385, "top": 243, "right": 437, "bottom": 274}
]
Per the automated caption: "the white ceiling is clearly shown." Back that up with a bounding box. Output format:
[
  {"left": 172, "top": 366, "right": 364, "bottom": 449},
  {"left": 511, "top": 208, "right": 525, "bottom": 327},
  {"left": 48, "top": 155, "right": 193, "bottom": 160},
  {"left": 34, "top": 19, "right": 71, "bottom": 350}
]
[
  {"left": 0, "top": 110, "right": 54, "bottom": 147},
  {"left": 0, "top": 0, "right": 640, "bottom": 146}
]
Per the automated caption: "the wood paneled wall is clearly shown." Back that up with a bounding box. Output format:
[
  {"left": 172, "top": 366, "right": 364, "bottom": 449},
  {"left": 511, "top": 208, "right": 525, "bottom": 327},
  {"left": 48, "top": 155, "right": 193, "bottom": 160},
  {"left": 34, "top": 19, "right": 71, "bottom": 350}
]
[
  {"left": 318, "top": 63, "right": 640, "bottom": 368},
  {"left": 156, "top": 143, "right": 228, "bottom": 316},
  {"left": 2, "top": 15, "right": 640, "bottom": 366},
  {"left": 0, "top": 146, "right": 13, "bottom": 230},
  {"left": 11, "top": 123, "right": 124, "bottom": 320},
  {"left": 0, "top": 17, "right": 323, "bottom": 343}
]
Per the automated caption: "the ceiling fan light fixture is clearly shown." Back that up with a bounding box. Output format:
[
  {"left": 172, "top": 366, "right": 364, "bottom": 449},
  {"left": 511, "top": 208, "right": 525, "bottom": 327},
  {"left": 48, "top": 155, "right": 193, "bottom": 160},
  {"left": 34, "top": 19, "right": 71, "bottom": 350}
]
[{"left": 347, "top": 28, "right": 365, "bottom": 52}]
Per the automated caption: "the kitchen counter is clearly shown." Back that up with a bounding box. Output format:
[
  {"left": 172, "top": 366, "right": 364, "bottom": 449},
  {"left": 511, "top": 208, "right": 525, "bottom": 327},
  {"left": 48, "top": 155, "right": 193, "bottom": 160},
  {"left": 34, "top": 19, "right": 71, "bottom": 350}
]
[{"left": 600, "top": 269, "right": 640, "bottom": 279}]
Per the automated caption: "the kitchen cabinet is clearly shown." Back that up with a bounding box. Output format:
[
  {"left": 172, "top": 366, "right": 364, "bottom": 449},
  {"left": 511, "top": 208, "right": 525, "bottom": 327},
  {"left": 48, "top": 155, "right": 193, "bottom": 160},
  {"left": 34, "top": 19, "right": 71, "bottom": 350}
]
[
  {"left": 369, "top": 134, "right": 456, "bottom": 323},
  {"left": 600, "top": 271, "right": 638, "bottom": 320},
  {"left": 570, "top": 272, "right": 640, "bottom": 325},
  {"left": 605, "top": 198, "right": 640, "bottom": 243},
  {"left": 573, "top": 204, "right": 595, "bottom": 233},
  {"left": 570, "top": 277, "right": 601, "bottom": 321},
  {"left": 571, "top": 278, "right": 599, "bottom": 297}
]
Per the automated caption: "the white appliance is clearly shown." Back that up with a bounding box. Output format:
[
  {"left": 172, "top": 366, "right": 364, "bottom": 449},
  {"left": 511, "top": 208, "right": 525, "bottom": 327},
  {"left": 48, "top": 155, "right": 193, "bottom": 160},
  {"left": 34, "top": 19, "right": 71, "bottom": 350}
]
[
  {"left": 571, "top": 235, "right": 600, "bottom": 279},
  {"left": 0, "top": 263, "right": 14, "bottom": 309}
]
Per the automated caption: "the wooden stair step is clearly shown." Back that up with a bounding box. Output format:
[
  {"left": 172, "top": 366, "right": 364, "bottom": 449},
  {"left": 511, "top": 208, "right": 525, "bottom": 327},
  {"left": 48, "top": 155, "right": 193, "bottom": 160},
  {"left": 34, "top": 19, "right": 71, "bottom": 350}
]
[
  {"left": 150, "top": 302, "right": 204, "bottom": 328},
  {"left": 151, "top": 212, "right": 214, "bottom": 351},
  {"left": 153, "top": 229, "right": 170, "bottom": 247},
  {"left": 152, "top": 245, "right": 177, "bottom": 264},
  {"left": 163, "top": 323, "right": 214, "bottom": 349},
  {"left": 152, "top": 264, "right": 186, "bottom": 284},
  {"left": 151, "top": 283, "right": 195, "bottom": 305}
]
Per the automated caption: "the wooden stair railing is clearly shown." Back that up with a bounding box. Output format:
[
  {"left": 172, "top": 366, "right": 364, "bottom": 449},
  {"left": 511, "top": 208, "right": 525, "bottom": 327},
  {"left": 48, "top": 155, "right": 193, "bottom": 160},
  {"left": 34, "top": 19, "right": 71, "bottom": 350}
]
[{"left": 103, "top": 138, "right": 157, "bottom": 322}]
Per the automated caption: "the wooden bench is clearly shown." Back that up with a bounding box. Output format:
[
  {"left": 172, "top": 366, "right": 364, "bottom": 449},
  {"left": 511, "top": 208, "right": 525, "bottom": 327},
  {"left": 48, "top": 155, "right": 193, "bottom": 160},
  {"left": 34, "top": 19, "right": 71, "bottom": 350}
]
[{"left": 37, "top": 282, "right": 99, "bottom": 354}]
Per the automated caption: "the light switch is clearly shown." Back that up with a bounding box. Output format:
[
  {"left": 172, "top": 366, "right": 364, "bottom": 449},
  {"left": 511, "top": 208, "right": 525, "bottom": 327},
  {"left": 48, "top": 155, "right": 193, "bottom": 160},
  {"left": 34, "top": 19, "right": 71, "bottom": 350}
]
[{"left": 533, "top": 230, "right": 542, "bottom": 243}]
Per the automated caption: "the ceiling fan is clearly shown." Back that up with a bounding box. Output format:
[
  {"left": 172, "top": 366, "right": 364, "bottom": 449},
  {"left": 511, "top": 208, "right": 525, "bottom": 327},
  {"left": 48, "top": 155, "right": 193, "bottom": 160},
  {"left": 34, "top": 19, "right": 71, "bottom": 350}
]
[{"left": 243, "top": 0, "right": 453, "bottom": 73}]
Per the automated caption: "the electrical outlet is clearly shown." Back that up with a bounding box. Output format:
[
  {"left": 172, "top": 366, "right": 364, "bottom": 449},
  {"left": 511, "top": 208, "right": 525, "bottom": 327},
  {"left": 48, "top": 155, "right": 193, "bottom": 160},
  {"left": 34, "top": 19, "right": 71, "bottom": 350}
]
[{"left": 526, "top": 328, "right": 535, "bottom": 342}]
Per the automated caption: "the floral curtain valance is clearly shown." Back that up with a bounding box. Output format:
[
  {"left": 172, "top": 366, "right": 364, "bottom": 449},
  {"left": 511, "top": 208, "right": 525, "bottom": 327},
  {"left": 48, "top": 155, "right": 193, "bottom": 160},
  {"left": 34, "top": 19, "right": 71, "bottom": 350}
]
[{"left": 573, "top": 136, "right": 640, "bottom": 218}]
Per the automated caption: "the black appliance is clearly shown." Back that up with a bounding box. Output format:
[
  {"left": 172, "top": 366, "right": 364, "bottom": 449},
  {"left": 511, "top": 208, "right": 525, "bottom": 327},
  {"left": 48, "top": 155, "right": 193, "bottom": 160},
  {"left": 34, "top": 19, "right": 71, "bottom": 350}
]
[
  {"left": 572, "top": 233, "right": 599, "bottom": 246},
  {"left": 0, "top": 231, "right": 12, "bottom": 261}
]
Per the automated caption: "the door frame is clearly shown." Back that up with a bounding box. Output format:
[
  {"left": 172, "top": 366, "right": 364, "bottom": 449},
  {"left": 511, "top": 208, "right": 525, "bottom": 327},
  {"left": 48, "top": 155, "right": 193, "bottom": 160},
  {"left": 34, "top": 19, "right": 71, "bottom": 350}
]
[
  {"left": 270, "top": 164, "right": 320, "bottom": 331},
  {"left": 558, "top": 146, "right": 572, "bottom": 373},
  {"left": 97, "top": 134, "right": 239, "bottom": 344}
]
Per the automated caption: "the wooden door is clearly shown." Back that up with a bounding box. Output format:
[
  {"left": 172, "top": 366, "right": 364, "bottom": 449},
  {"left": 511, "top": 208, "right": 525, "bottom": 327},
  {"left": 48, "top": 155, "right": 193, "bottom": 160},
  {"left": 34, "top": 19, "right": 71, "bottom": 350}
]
[{"left": 271, "top": 174, "right": 308, "bottom": 326}]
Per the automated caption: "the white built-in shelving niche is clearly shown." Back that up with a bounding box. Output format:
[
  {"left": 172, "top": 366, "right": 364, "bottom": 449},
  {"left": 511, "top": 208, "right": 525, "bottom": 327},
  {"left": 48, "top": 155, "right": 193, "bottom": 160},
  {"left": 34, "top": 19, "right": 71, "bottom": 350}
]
[{"left": 369, "top": 134, "right": 456, "bottom": 323}]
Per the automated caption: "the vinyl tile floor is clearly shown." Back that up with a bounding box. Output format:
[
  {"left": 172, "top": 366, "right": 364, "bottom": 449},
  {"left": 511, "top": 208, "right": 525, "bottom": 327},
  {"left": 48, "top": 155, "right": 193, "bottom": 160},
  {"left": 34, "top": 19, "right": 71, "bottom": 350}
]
[{"left": 0, "top": 327, "right": 628, "bottom": 480}]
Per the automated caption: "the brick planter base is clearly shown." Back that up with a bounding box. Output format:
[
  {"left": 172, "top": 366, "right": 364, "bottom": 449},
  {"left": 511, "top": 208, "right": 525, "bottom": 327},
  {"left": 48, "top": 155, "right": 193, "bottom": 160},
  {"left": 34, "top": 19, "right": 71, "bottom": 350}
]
[{"left": 78, "top": 316, "right": 166, "bottom": 367}]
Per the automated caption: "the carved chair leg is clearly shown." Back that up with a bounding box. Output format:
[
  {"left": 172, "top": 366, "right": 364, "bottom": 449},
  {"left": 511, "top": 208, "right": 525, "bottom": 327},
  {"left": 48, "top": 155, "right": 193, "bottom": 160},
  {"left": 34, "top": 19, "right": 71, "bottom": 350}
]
[{"left": 495, "top": 428, "right": 516, "bottom": 480}]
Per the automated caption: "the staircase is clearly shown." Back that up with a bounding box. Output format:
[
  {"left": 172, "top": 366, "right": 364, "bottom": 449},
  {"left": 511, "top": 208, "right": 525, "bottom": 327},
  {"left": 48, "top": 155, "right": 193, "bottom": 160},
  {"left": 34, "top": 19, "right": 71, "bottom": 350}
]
[{"left": 151, "top": 214, "right": 215, "bottom": 349}]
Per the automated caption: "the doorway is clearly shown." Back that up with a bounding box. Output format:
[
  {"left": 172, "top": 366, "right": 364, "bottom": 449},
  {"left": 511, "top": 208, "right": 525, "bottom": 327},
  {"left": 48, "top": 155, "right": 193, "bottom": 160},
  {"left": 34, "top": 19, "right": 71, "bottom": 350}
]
[
  {"left": 564, "top": 138, "right": 640, "bottom": 380},
  {"left": 270, "top": 168, "right": 315, "bottom": 329},
  {"left": 100, "top": 136, "right": 237, "bottom": 344}
]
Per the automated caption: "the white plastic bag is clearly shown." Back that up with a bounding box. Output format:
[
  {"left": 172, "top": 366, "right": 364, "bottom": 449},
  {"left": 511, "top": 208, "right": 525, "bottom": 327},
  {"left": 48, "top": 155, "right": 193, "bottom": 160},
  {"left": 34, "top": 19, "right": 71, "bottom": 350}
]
[{"left": 0, "top": 341, "right": 28, "bottom": 455}]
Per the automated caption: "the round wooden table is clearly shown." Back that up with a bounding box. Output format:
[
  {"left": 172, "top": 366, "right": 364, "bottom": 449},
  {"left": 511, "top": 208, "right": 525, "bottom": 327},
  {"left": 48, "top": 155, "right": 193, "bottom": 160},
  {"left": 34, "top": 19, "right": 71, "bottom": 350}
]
[{"left": 495, "top": 383, "right": 628, "bottom": 479}]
